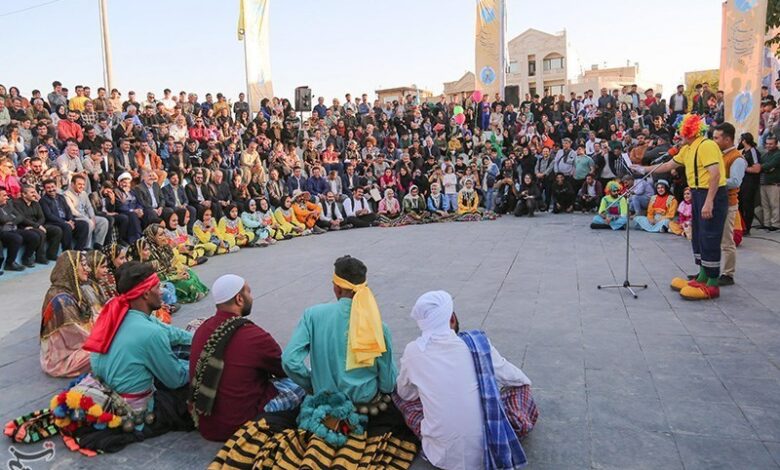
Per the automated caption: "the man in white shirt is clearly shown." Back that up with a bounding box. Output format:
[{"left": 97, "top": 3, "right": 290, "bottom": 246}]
[
  {"left": 317, "top": 191, "right": 347, "bottom": 230},
  {"left": 395, "top": 291, "right": 538, "bottom": 470},
  {"left": 342, "top": 186, "right": 376, "bottom": 228}
]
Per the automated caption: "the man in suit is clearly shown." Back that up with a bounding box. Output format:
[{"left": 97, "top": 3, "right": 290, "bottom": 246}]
[
  {"left": 286, "top": 166, "right": 307, "bottom": 196},
  {"left": 40, "top": 179, "right": 89, "bottom": 250},
  {"left": 185, "top": 168, "right": 220, "bottom": 219},
  {"left": 209, "top": 170, "right": 232, "bottom": 217},
  {"left": 341, "top": 164, "right": 362, "bottom": 197},
  {"left": 113, "top": 138, "right": 138, "bottom": 178},
  {"left": 63, "top": 174, "right": 109, "bottom": 249},
  {"left": 132, "top": 168, "right": 170, "bottom": 227},
  {"left": 162, "top": 172, "right": 196, "bottom": 232},
  {"left": 15, "top": 185, "right": 62, "bottom": 263}
]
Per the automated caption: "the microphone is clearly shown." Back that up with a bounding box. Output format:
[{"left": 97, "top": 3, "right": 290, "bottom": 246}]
[{"left": 650, "top": 146, "right": 679, "bottom": 165}]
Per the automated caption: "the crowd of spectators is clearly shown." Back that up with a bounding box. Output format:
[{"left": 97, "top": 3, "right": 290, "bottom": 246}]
[{"left": 0, "top": 78, "right": 778, "bottom": 275}]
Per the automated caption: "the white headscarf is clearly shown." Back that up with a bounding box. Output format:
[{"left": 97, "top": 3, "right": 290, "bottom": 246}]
[{"left": 410, "top": 290, "right": 454, "bottom": 351}]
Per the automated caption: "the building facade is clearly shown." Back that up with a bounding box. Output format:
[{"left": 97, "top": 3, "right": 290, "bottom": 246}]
[
  {"left": 568, "top": 63, "right": 663, "bottom": 97},
  {"left": 506, "top": 29, "right": 568, "bottom": 98},
  {"left": 375, "top": 86, "right": 433, "bottom": 105},
  {"left": 442, "top": 72, "right": 476, "bottom": 103}
]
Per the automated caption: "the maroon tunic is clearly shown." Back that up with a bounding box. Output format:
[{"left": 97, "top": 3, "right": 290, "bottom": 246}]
[{"left": 189, "top": 310, "right": 285, "bottom": 441}]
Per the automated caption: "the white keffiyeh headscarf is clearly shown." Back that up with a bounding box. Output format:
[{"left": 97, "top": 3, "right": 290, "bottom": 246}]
[{"left": 410, "top": 290, "right": 454, "bottom": 351}]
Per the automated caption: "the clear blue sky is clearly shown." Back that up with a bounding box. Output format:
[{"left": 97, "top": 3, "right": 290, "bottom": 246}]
[{"left": 3, "top": 0, "right": 721, "bottom": 102}]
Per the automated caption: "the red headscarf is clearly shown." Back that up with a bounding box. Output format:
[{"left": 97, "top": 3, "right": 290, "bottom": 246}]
[{"left": 82, "top": 273, "right": 160, "bottom": 354}]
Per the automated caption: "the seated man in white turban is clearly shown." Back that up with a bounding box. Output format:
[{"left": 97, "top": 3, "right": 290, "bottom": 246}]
[{"left": 394, "top": 290, "right": 539, "bottom": 470}]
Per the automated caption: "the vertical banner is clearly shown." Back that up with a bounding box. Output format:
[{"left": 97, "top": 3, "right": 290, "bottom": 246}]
[
  {"left": 238, "top": 0, "right": 273, "bottom": 113},
  {"left": 475, "top": 0, "right": 506, "bottom": 99},
  {"left": 721, "top": 0, "right": 768, "bottom": 137}
]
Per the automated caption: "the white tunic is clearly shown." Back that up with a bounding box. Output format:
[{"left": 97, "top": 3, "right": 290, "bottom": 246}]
[{"left": 396, "top": 331, "right": 531, "bottom": 470}]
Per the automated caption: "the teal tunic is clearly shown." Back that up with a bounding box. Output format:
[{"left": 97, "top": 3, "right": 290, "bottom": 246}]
[
  {"left": 282, "top": 297, "right": 397, "bottom": 404},
  {"left": 90, "top": 309, "right": 192, "bottom": 394}
]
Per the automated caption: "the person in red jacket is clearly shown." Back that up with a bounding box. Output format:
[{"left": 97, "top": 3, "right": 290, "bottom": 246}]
[
  {"left": 189, "top": 274, "right": 286, "bottom": 441},
  {"left": 56, "top": 110, "right": 84, "bottom": 143}
]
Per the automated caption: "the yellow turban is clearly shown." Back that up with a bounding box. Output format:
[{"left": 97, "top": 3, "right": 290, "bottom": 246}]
[{"left": 333, "top": 274, "right": 387, "bottom": 370}]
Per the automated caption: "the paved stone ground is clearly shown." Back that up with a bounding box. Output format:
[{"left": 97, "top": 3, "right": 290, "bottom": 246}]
[{"left": 1, "top": 214, "right": 779, "bottom": 469}]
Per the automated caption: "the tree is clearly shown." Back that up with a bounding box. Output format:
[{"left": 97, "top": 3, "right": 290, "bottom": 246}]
[{"left": 767, "top": 0, "right": 780, "bottom": 54}]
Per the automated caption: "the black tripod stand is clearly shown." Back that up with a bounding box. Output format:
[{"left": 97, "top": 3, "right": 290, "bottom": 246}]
[{"left": 596, "top": 163, "right": 664, "bottom": 298}]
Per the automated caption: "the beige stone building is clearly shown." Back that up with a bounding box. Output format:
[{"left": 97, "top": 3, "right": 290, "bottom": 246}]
[
  {"left": 375, "top": 86, "right": 433, "bottom": 105},
  {"left": 506, "top": 29, "right": 568, "bottom": 98},
  {"left": 442, "top": 72, "right": 476, "bottom": 103},
  {"left": 568, "top": 63, "right": 663, "bottom": 97}
]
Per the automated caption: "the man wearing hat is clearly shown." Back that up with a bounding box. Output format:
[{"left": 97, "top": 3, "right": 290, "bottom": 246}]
[
  {"left": 282, "top": 255, "right": 397, "bottom": 412},
  {"left": 189, "top": 274, "right": 286, "bottom": 441},
  {"left": 395, "top": 290, "right": 537, "bottom": 470}
]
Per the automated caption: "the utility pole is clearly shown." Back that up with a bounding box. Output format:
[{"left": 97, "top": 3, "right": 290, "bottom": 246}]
[{"left": 98, "top": 0, "right": 114, "bottom": 91}]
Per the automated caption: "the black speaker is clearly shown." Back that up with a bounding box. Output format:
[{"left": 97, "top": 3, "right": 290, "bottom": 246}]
[
  {"left": 295, "top": 86, "right": 312, "bottom": 112},
  {"left": 504, "top": 85, "right": 520, "bottom": 107}
]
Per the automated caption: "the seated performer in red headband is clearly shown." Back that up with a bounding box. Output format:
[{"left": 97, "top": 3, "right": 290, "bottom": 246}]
[{"left": 57, "top": 261, "right": 194, "bottom": 453}]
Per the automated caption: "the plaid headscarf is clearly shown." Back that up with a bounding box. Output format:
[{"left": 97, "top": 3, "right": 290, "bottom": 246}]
[{"left": 459, "top": 330, "right": 527, "bottom": 470}]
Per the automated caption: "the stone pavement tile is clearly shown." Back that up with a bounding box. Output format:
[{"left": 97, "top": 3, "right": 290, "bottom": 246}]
[
  {"left": 581, "top": 332, "right": 639, "bottom": 351},
  {"left": 706, "top": 353, "right": 780, "bottom": 380},
  {"left": 631, "top": 317, "right": 690, "bottom": 336},
  {"left": 525, "top": 329, "right": 582, "bottom": 349},
  {"left": 585, "top": 368, "right": 658, "bottom": 399},
  {"left": 580, "top": 315, "right": 634, "bottom": 336},
  {"left": 636, "top": 333, "right": 701, "bottom": 355},
  {"left": 741, "top": 406, "right": 780, "bottom": 442},
  {"left": 522, "top": 420, "right": 590, "bottom": 468},
  {"left": 680, "top": 318, "right": 747, "bottom": 338},
  {"left": 766, "top": 442, "right": 780, "bottom": 467},
  {"left": 532, "top": 389, "right": 587, "bottom": 426},
  {"left": 721, "top": 377, "right": 780, "bottom": 409},
  {"left": 673, "top": 435, "right": 779, "bottom": 470},
  {"left": 583, "top": 345, "right": 646, "bottom": 371},
  {"left": 664, "top": 400, "right": 757, "bottom": 439},
  {"left": 695, "top": 336, "right": 762, "bottom": 355},
  {"left": 651, "top": 373, "right": 732, "bottom": 404},
  {"left": 643, "top": 350, "right": 715, "bottom": 377},
  {"left": 589, "top": 427, "right": 682, "bottom": 470},
  {"left": 521, "top": 362, "right": 584, "bottom": 393},
  {"left": 587, "top": 394, "right": 670, "bottom": 433}
]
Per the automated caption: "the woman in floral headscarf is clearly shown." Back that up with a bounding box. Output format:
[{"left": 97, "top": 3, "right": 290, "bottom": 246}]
[
  {"left": 143, "top": 224, "right": 208, "bottom": 304},
  {"left": 633, "top": 180, "right": 678, "bottom": 233},
  {"left": 84, "top": 249, "right": 116, "bottom": 306},
  {"left": 126, "top": 238, "right": 176, "bottom": 323},
  {"left": 591, "top": 180, "right": 628, "bottom": 230},
  {"left": 40, "top": 251, "right": 93, "bottom": 377},
  {"left": 162, "top": 210, "right": 213, "bottom": 266}
]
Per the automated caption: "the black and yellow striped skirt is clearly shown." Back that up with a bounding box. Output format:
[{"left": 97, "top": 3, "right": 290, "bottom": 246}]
[{"left": 208, "top": 419, "right": 418, "bottom": 470}]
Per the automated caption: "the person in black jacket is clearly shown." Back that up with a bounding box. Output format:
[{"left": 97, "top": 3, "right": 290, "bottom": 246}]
[
  {"left": 185, "top": 168, "right": 221, "bottom": 219},
  {"left": 0, "top": 188, "right": 41, "bottom": 271},
  {"left": 162, "top": 172, "right": 196, "bottom": 233},
  {"left": 39, "top": 179, "right": 89, "bottom": 250},
  {"left": 132, "top": 169, "right": 170, "bottom": 227},
  {"left": 15, "top": 185, "right": 62, "bottom": 263}
]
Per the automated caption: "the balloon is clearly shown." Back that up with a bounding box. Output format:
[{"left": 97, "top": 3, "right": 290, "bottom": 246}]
[
  {"left": 471, "top": 90, "right": 483, "bottom": 102},
  {"left": 453, "top": 105, "right": 464, "bottom": 115},
  {"left": 454, "top": 113, "right": 466, "bottom": 125}
]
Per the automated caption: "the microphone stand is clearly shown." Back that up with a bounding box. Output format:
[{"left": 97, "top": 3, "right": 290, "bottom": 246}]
[{"left": 597, "top": 158, "right": 669, "bottom": 299}]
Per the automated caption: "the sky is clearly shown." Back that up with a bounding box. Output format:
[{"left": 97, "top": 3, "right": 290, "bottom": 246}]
[{"left": 3, "top": 0, "right": 722, "bottom": 103}]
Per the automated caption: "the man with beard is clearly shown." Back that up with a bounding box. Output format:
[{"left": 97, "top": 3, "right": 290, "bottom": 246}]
[{"left": 189, "top": 274, "right": 286, "bottom": 441}]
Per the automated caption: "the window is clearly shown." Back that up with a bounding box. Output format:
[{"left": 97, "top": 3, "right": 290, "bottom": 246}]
[
  {"left": 509, "top": 60, "right": 519, "bottom": 74},
  {"left": 547, "top": 85, "right": 565, "bottom": 96},
  {"left": 543, "top": 56, "right": 565, "bottom": 72},
  {"left": 529, "top": 87, "right": 537, "bottom": 98},
  {"left": 528, "top": 60, "right": 536, "bottom": 77}
]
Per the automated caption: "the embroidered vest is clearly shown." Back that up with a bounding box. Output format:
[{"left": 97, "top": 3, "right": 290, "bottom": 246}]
[{"left": 722, "top": 148, "right": 742, "bottom": 207}]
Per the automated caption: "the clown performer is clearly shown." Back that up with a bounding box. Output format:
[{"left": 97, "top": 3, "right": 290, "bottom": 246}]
[{"left": 634, "top": 114, "right": 728, "bottom": 300}]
